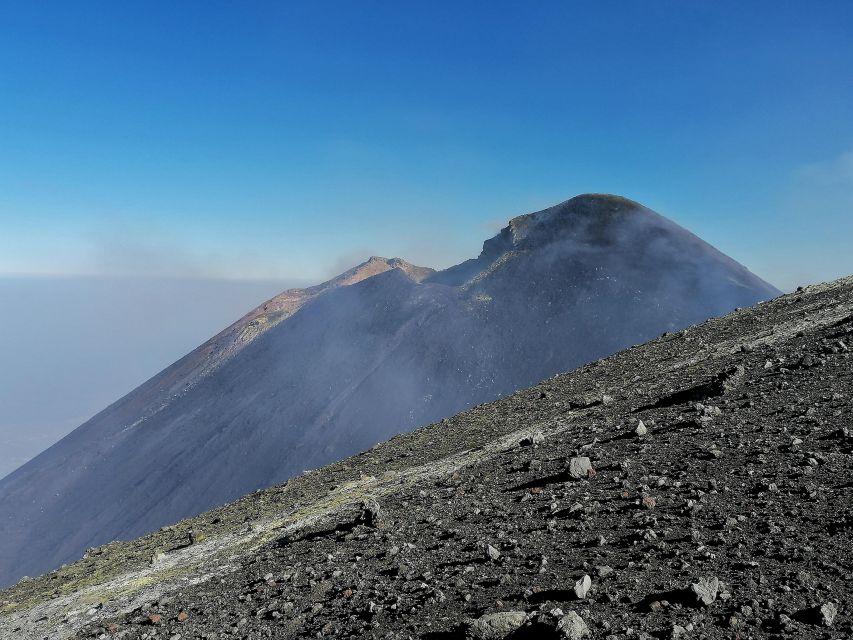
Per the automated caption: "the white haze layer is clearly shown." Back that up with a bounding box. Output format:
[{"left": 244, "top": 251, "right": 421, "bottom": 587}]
[{"left": 0, "top": 276, "right": 299, "bottom": 479}]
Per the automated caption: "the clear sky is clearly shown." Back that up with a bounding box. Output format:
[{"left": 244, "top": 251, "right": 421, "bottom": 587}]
[{"left": 2, "top": 1, "right": 853, "bottom": 289}]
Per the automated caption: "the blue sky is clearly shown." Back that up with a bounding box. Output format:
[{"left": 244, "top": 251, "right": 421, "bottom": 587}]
[{"left": 1, "top": 1, "right": 852, "bottom": 289}]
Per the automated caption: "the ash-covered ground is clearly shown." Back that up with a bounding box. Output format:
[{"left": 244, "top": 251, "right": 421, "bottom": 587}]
[{"left": 3, "top": 276, "right": 851, "bottom": 640}]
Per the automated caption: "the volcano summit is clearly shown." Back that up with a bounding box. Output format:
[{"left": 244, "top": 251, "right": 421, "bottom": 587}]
[{"left": 0, "top": 194, "right": 779, "bottom": 588}]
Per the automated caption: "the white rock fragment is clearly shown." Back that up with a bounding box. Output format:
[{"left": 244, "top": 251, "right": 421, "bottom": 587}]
[
  {"left": 573, "top": 574, "right": 592, "bottom": 599},
  {"left": 568, "top": 456, "right": 593, "bottom": 479}
]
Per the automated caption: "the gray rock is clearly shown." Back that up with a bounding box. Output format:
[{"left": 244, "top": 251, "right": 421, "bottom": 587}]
[
  {"left": 557, "top": 611, "right": 590, "bottom": 639},
  {"left": 573, "top": 574, "right": 592, "bottom": 600},
  {"left": 595, "top": 565, "right": 614, "bottom": 577},
  {"left": 635, "top": 420, "right": 648, "bottom": 436},
  {"left": 820, "top": 602, "right": 837, "bottom": 627},
  {"left": 469, "top": 611, "right": 528, "bottom": 639},
  {"left": 671, "top": 625, "right": 688, "bottom": 639},
  {"left": 691, "top": 576, "right": 719, "bottom": 606},
  {"left": 361, "top": 499, "right": 382, "bottom": 528},
  {"left": 520, "top": 430, "right": 545, "bottom": 447},
  {"left": 568, "top": 457, "right": 593, "bottom": 479}
]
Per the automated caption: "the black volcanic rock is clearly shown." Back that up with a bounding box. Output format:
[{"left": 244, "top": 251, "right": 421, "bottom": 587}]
[{"left": 0, "top": 194, "right": 779, "bottom": 588}]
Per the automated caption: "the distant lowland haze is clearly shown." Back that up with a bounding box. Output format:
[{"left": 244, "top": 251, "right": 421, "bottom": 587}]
[{"left": 0, "top": 277, "right": 301, "bottom": 478}]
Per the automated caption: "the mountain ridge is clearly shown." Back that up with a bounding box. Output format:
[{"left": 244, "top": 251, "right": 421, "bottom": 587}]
[{"left": 0, "top": 194, "right": 780, "bottom": 588}]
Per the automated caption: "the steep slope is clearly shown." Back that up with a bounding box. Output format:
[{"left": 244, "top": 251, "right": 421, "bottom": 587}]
[
  {"left": 1, "top": 275, "right": 849, "bottom": 640},
  {"left": 0, "top": 194, "right": 780, "bottom": 588}
]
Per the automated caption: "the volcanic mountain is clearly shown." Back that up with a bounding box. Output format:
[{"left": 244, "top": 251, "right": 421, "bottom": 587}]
[{"left": 0, "top": 194, "right": 779, "bottom": 588}]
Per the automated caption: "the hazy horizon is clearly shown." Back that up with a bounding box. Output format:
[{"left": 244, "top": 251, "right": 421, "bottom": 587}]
[{"left": 0, "top": 275, "right": 305, "bottom": 478}]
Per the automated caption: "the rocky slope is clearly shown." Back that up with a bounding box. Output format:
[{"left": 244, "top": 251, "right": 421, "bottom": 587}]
[
  {"left": 0, "top": 194, "right": 780, "bottom": 588},
  {"left": 1, "top": 275, "right": 849, "bottom": 639}
]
